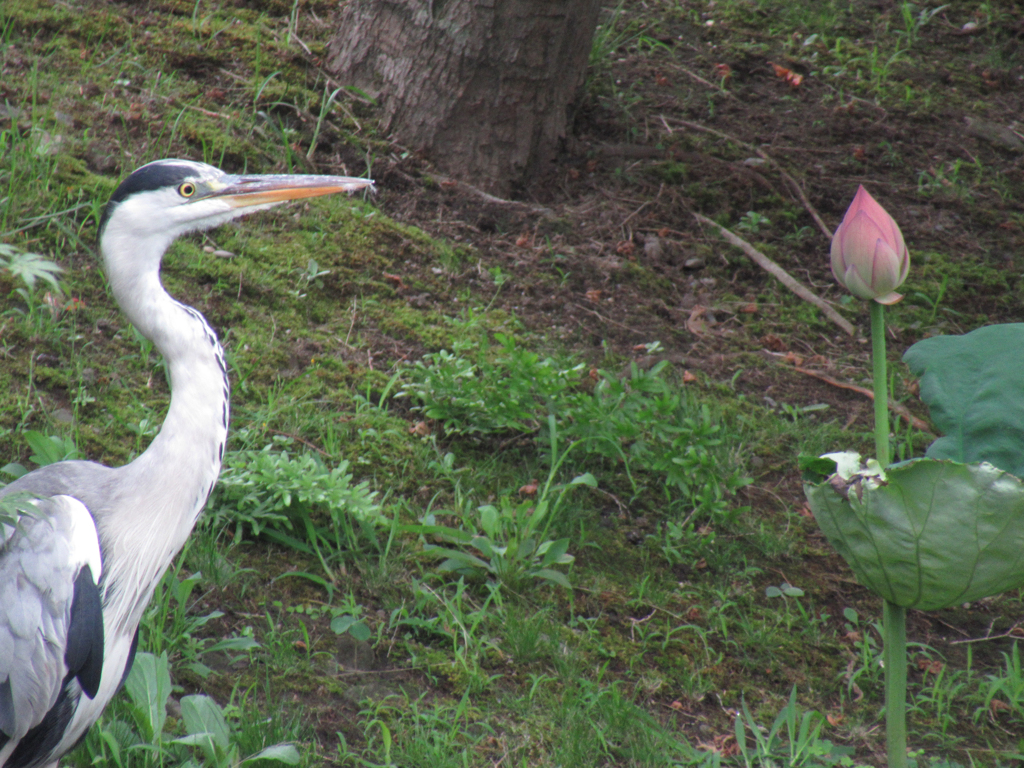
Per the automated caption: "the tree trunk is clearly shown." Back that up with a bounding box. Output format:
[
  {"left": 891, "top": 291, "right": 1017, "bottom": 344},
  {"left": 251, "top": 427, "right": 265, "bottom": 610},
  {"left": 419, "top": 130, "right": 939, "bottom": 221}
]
[{"left": 326, "top": 0, "right": 601, "bottom": 196}]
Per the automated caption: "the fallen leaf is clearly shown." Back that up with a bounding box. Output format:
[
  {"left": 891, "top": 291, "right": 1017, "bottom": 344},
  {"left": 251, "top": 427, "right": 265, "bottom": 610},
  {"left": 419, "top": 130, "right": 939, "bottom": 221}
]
[
  {"left": 716, "top": 735, "right": 740, "bottom": 757},
  {"left": 686, "top": 606, "right": 702, "bottom": 621},
  {"left": 990, "top": 699, "right": 1011, "bottom": 714},
  {"left": 515, "top": 233, "right": 531, "bottom": 247},
  {"left": 826, "top": 713, "right": 844, "bottom": 726},
  {"left": 782, "top": 350, "right": 804, "bottom": 366},
  {"left": 853, "top": 146, "right": 866, "bottom": 161},
  {"left": 761, "top": 333, "right": 787, "bottom": 351},
  {"left": 293, "top": 640, "right": 307, "bottom": 651},
  {"left": 383, "top": 272, "right": 406, "bottom": 289},
  {"left": 440, "top": 180, "right": 458, "bottom": 189},
  {"left": 768, "top": 61, "right": 803, "bottom": 87},
  {"left": 714, "top": 63, "right": 732, "bottom": 85},
  {"left": 682, "top": 370, "right": 697, "bottom": 383},
  {"left": 519, "top": 480, "right": 539, "bottom": 496},
  {"left": 686, "top": 305, "right": 708, "bottom": 335},
  {"left": 917, "top": 657, "right": 943, "bottom": 674},
  {"left": 694, "top": 558, "right": 707, "bottom": 570},
  {"left": 585, "top": 289, "right": 604, "bottom": 303},
  {"left": 409, "top": 421, "right": 431, "bottom": 437},
  {"left": 616, "top": 240, "right": 636, "bottom": 256},
  {"left": 656, "top": 75, "right": 670, "bottom": 86},
  {"left": 568, "top": 168, "right": 580, "bottom": 180},
  {"left": 657, "top": 227, "right": 670, "bottom": 238},
  {"left": 670, "top": 700, "right": 684, "bottom": 711},
  {"left": 589, "top": 367, "right": 599, "bottom": 381},
  {"left": 740, "top": 302, "right": 758, "bottom": 314}
]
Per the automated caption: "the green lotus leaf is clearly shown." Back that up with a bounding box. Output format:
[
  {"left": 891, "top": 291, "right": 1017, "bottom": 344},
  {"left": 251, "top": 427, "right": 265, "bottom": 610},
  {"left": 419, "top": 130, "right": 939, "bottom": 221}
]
[
  {"left": 805, "top": 458, "right": 1024, "bottom": 610},
  {"left": 903, "top": 324, "right": 1024, "bottom": 477}
]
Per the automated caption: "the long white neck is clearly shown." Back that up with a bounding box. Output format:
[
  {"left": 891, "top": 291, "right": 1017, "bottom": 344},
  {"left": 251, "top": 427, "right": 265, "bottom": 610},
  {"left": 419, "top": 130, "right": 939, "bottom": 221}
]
[{"left": 99, "top": 228, "right": 229, "bottom": 631}]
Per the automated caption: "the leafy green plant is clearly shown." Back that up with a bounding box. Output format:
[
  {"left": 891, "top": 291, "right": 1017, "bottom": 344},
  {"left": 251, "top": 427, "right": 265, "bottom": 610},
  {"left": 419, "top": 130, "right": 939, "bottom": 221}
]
[
  {"left": 549, "top": 676, "right": 700, "bottom": 767},
  {"left": 0, "top": 491, "right": 39, "bottom": 529},
  {"left": 351, "top": 690, "right": 494, "bottom": 768},
  {"left": 764, "top": 583, "right": 826, "bottom": 637},
  {"left": 908, "top": 274, "right": 951, "bottom": 326},
  {"left": 404, "top": 338, "right": 749, "bottom": 566},
  {"left": 81, "top": 652, "right": 299, "bottom": 768},
  {"left": 978, "top": 642, "right": 1024, "bottom": 722},
  {"left": 290, "top": 258, "right": 330, "bottom": 298},
  {"left": 406, "top": 337, "right": 748, "bottom": 511},
  {"left": 1, "top": 430, "right": 81, "bottom": 478},
  {"left": 735, "top": 687, "right": 855, "bottom": 768},
  {"left": 400, "top": 332, "right": 586, "bottom": 436},
  {"left": 0, "top": 243, "right": 63, "bottom": 291},
  {"left": 142, "top": 557, "right": 258, "bottom": 678},
  {"left": 565, "top": 361, "right": 749, "bottom": 523},
  {"left": 414, "top": 494, "right": 578, "bottom": 591},
  {"left": 328, "top": 592, "right": 373, "bottom": 643},
  {"left": 176, "top": 694, "right": 300, "bottom": 768},
  {"left": 896, "top": 3, "right": 949, "bottom": 47},
  {"left": 208, "top": 437, "right": 384, "bottom": 583},
  {"left": 407, "top": 417, "right": 590, "bottom": 591},
  {"left": 390, "top": 578, "right": 503, "bottom": 694},
  {"left": 907, "top": 649, "right": 972, "bottom": 737},
  {"left": 841, "top": 608, "right": 884, "bottom": 698},
  {"left": 737, "top": 211, "right": 771, "bottom": 234}
]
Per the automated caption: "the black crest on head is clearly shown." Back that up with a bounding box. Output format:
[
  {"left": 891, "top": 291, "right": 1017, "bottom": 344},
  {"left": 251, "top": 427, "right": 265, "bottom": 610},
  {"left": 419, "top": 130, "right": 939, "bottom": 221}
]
[{"left": 98, "top": 161, "right": 205, "bottom": 236}]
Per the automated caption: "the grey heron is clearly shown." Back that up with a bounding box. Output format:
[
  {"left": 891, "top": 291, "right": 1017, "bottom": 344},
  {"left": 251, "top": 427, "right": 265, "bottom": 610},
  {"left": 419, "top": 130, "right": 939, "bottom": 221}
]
[{"left": 0, "top": 159, "right": 373, "bottom": 768}]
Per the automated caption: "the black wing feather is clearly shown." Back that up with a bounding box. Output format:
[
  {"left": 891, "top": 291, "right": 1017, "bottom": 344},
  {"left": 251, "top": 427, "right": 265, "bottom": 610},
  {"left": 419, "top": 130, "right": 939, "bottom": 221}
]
[{"left": 64, "top": 565, "right": 104, "bottom": 699}]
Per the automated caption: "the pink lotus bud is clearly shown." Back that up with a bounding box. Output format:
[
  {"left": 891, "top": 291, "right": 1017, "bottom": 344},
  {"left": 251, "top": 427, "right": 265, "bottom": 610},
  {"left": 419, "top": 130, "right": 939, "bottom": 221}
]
[{"left": 830, "top": 186, "right": 909, "bottom": 304}]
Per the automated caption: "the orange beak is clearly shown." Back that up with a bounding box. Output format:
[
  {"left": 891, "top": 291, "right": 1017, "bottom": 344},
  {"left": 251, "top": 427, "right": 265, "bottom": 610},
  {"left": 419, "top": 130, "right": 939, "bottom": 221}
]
[{"left": 208, "top": 173, "right": 374, "bottom": 208}]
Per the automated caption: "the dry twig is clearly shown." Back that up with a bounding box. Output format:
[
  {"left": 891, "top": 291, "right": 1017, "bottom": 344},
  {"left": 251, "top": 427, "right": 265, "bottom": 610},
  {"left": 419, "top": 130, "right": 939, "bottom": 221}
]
[
  {"left": 664, "top": 117, "right": 833, "bottom": 239},
  {"left": 692, "top": 213, "right": 855, "bottom": 336},
  {"left": 431, "top": 174, "right": 555, "bottom": 218},
  {"left": 792, "top": 367, "right": 933, "bottom": 433}
]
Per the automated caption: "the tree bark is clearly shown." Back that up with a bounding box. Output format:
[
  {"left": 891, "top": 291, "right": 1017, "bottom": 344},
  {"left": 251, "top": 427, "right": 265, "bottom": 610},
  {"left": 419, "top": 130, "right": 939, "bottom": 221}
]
[{"left": 327, "top": 0, "right": 601, "bottom": 196}]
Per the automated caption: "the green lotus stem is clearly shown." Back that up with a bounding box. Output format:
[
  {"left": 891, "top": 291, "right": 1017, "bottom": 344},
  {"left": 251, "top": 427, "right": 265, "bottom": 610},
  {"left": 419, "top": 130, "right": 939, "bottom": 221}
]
[
  {"left": 872, "top": 300, "right": 906, "bottom": 767},
  {"left": 883, "top": 600, "right": 908, "bottom": 768},
  {"left": 870, "top": 300, "right": 890, "bottom": 465}
]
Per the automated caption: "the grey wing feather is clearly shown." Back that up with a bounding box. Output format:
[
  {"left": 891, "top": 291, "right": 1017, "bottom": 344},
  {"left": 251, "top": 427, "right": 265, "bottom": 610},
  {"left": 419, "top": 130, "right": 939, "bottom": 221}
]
[{"left": 0, "top": 496, "right": 103, "bottom": 743}]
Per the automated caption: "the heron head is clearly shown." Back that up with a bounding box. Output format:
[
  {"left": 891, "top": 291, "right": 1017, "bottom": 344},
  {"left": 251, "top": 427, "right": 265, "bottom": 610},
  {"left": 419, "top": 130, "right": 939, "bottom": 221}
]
[{"left": 98, "top": 159, "right": 373, "bottom": 275}]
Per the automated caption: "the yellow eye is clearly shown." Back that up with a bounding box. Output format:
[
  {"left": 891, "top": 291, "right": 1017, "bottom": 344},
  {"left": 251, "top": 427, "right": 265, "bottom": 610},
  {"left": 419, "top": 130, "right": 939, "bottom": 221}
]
[{"left": 178, "top": 182, "right": 196, "bottom": 198}]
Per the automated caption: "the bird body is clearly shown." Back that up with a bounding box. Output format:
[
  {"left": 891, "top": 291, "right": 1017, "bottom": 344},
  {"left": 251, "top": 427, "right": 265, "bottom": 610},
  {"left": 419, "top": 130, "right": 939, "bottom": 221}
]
[{"left": 0, "top": 160, "right": 372, "bottom": 768}]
